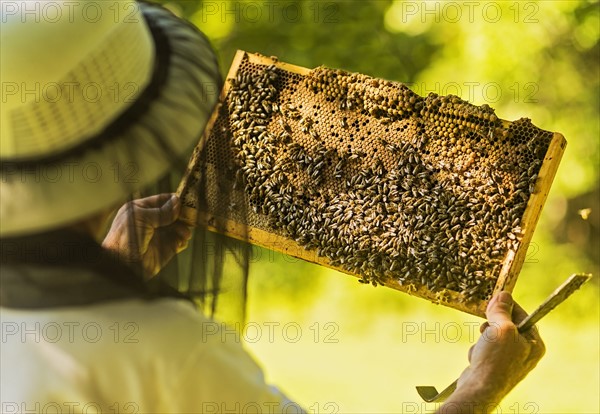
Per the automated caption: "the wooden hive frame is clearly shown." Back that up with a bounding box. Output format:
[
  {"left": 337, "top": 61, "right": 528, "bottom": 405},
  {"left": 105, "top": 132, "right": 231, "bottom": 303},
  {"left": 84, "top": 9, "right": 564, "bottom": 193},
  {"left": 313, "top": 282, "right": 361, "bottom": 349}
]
[{"left": 177, "top": 51, "right": 566, "bottom": 317}]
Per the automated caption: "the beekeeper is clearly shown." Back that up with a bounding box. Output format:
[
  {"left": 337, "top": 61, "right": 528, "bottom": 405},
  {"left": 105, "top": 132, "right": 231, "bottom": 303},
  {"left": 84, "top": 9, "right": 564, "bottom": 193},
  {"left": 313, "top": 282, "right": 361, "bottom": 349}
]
[{"left": 0, "top": 1, "right": 544, "bottom": 412}]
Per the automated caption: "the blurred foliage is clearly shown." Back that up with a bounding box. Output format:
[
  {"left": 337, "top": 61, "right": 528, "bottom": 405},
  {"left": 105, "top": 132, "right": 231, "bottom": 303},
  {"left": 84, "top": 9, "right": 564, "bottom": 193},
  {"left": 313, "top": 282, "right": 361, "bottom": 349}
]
[{"left": 156, "top": 0, "right": 599, "bottom": 412}]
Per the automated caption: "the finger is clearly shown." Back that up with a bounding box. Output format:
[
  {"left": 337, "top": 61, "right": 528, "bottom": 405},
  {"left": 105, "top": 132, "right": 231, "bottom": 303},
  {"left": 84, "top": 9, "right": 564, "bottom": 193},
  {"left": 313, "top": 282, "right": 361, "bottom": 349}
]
[
  {"left": 155, "top": 223, "right": 191, "bottom": 254},
  {"left": 521, "top": 326, "right": 541, "bottom": 344},
  {"left": 172, "top": 222, "right": 192, "bottom": 242},
  {"left": 139, "top": 195, "right": 181, "bottom": 228},
  {"left": 511, "top": 300, "right": 529, "bottom": 325},
  {"left": 468, "top": 344, "right": 475, "bottom": 362},
  {"left": 174, "top": 225, "right": 192, "bottom": 252},
  {"left": 166, "top": 222, "right": 193, "bottom": 248},
  {"left": 479, "top": 321, "right": 490, "bottom": 334},
  {"left": 486, "top": 291, "right": 515, "bottom": 326},
  {"left": 145, "top": 230, "right": 180, "bottom": 273},
  {"left": 176, "top": 238, "right": 190, "bottom": 253},
  {"left": 511, "top": 301, "right": 544, "bottom": 344},
  {"left": 132, "top": 193, "right": 175, "bottom": 208}
]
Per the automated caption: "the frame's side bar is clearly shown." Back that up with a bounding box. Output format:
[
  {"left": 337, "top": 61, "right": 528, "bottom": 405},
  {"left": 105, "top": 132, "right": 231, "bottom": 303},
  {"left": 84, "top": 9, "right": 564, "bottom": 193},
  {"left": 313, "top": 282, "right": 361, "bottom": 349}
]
[{"left": 495, "top": 132, "right": 567, "bottom": 294}]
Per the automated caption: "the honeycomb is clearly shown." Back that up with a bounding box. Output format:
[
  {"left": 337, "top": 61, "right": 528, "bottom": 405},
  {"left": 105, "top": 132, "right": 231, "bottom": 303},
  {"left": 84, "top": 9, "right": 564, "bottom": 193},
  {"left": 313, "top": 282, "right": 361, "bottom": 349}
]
[{"left": 178, "top": 52, "right": 564, "bottom": 314}]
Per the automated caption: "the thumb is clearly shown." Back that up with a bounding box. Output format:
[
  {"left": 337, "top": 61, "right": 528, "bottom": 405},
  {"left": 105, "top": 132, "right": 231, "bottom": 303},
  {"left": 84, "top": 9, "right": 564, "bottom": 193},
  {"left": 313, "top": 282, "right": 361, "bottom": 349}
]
[
  {"left": 486, "top": 291, "right": 514, "bottom": 326},
  {"left": 142, "top": 195, "right": 181, "bottom": 228}
]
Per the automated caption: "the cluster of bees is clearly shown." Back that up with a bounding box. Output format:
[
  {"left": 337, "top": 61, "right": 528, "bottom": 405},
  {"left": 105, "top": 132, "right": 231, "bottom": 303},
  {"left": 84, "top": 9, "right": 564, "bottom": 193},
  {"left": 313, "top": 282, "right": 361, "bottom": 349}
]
[{"left": 194, "top": 57, "right": 552, "bottom": 302}]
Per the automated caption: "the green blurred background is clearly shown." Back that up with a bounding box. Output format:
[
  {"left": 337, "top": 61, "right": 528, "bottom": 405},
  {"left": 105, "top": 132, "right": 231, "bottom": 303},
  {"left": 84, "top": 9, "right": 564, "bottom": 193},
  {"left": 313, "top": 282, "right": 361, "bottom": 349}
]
[{"left": 160, "top": 1, "right": 599, "bottom": 412}]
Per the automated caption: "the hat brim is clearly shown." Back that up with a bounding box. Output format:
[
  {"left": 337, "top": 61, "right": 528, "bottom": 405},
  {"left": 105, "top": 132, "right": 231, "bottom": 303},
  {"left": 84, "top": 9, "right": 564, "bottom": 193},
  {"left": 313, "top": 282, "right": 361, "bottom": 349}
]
[{"left": 0, "top": 2, "right": 221, "bottom": 237}]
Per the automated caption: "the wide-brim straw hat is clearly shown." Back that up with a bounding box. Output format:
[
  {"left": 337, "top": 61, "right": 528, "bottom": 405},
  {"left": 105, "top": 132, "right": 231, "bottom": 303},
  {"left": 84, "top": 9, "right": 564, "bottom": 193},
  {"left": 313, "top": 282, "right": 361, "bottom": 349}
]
[{"left": 0, "top": 0, "right": 220, "bottom": 237}]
